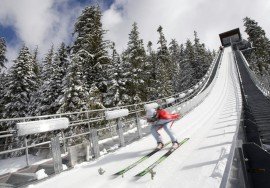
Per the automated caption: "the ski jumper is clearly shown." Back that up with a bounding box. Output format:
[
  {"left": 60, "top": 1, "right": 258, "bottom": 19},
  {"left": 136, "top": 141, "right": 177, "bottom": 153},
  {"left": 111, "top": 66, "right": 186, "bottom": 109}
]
[{"left": 147, "top": 108, "right": 180, "bottom": 144}]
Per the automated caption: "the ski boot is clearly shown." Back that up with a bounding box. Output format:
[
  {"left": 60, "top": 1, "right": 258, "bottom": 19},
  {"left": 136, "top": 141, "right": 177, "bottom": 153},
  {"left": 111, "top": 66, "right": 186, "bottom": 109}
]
[
  {"left": 156, "top": 142, "right": 164, "bottom": 150},
  {"left": 172, "top": 141, "right": 179, "bottom": 149}
]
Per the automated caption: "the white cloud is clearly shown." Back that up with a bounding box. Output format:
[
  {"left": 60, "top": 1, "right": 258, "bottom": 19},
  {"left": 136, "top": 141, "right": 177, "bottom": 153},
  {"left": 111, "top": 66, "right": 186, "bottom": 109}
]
[
  {"left": 102, "top": 0, "right": 270, "bottom": 52},
  {"left": 1, "top": 0, "right": 269, "bottom": 65},
  {"left": 0, "top": 0, "right": 84, "bottom": 63}
]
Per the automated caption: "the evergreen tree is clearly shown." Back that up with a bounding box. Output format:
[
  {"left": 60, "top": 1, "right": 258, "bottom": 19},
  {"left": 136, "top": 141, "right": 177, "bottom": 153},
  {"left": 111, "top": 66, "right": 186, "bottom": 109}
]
[
  {"left": 194, "top": 31, "right": 212, "bottom": 80},
  {"left": 156, "top": 26, "right": 173, "bottom": 97},
  {"left": 122, "top": 22, "right": 147, "bottom": 103},
  {"left": 184, "top": 39, "right": 196, "bottom": 85},
  {"left": 178, "top": 43, "right": 194, "bottom": 92},
  {"left": 34, "top": 45, "right": 69, "bottom": 115},
  {"left": 57, "top": 42, "right": 69, "bottom": 77},
  {"left": 32, "top": 47, "right": 41, "bottom": 82},
  {"left": 145, "top": 41, "right": 158, "bottom": 100},
  {"left": 28, "top": 46, "right": 54, "bottom": 116},
  {"left": 73, "top": 5, "right": 109, "bottom": 107},
  {"left": 3, "top": 45, "right": 37, "bottom": 119},
  {"left": 58, "top": 53, "right": 90, "bottom": 113},
  {"left": 169, "top": 39, "right": 181, "bottom": 92},
  {"left": 103, "top": 42, "right": 128, "bottom": 107},
  {"left": 0, "top": 37, "right": 7, "bottom": 119},
  {"left": 193, "top": 31, "right": 205, "bottom": 79},
  {"left": 0, "top": 37, "right": 7, "bottom": 71},
  {"left": 41, "top": 46, "right": 54, "bottom": 81},
  {"left": 243, "top": 17, "right": 270, "bottom": 75},
  {"left": 0, "top": 73, "right": 7, "bottom": 119}
]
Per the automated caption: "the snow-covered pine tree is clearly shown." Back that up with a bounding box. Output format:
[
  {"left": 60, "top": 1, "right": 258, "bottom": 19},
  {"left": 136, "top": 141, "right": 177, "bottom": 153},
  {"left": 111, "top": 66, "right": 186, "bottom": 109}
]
[
  {"left": 122, "top": 22, "right": 147, "bottom": 103},
  {"left": 193, "top": 31, "right": 213, "bottom": 80},
  {"left": 0, "top": 37, "right": 7, "bottom": 119},
  {"left": 32, "top": 47, "right": 41, "bottom": 83},
  {"left": 169, "top": 39, "right": 182, "bottom": 93},
  {"left": 104, "top": 42, "right": 128, "bottom": 107},
  {"left": 178, "top": 43, "right": 194, "bottom": 91},
  {"left": 0, "top": 73, "right": 7, "bottom": 120},
  {"left": 3, "top": 45, "right": 37, "bottom": 119},
  {"left": 73, "top": 5, "right": 109, "bottom": 108},
  {"left": 243, "top": 17, "right": 270, "bottom": 75},
  {"left": 57, "top": 42, "right": 69, "bottom": 77},
  {"left": 184, "top": 39, "right": 196, "bottom": 85},
  {"left": 0, "top": 37, "right": 7, "bottom": 71},
  {"left": 41, "top": 45, "right": 54, "bottom": 81},
  {"left": 28, "top": 46, "right": 54, "bottom": 116},
  {"left": 57, "top": 53, "right": 90, "bottom": 113},
  {"left": 156, "top": 26, "right": 173, "bottom": 97},
  {"left": 193, "top": 31, "right": 206, "bottom": 80},
  {"left": 34, "top": 45, "right": 69, "bottom": 115},
  {"left": 145, "top": 41, "right": 158, "bottom": 100}
]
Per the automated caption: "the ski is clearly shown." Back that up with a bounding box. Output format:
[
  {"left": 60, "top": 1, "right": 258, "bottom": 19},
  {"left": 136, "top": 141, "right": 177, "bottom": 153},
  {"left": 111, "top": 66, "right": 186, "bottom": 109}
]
[
  {"left": 134, "top": 138, "right": 189, "bottom": 178},
  {"left": 113, "top": 141, "right": 171, "bottom": 177}
]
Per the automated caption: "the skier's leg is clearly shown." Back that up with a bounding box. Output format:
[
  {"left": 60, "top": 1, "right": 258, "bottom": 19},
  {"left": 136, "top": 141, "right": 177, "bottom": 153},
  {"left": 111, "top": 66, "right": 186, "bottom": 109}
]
[
  {"left": 151, "top": 124, "right": 163, "bottom": 143},
  {"left": 163, "top": 122, "right": 178, "bottom": 142}
]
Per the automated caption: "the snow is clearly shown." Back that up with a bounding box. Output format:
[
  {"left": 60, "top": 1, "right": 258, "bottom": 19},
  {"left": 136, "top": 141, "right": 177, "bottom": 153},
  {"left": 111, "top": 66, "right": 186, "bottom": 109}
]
[
  {"left": 104, "top": 109, "right": 129, "bottom": 120},
  {"left": 165, "top": 97, "right": 175, "bottom": 104},
  {"left": 179, "top": 93, "right": 186, "bottom": 98},
  {"left": 36, "top": 169, "right": 48, "bottom": 180},
  {"left": 0, "top": 155, "right": 46, "bottom": 175},
  {"left": 144, "top": 102, "right": 158, "bottom": 110},
  {"left": 16, "top": 118, "right": 70, "bottom": 136},
  {"left": 0, "top": 153, "right": 69, "bottom": 176},
  {"left": 26, "top": 47, "right": 240, "bottom": 188}
]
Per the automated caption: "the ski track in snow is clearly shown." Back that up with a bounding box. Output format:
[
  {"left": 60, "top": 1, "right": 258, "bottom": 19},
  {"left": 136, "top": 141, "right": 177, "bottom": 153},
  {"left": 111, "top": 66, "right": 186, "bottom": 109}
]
[{"left": 28, "top": 48, "right": 241, "bottom": 188}]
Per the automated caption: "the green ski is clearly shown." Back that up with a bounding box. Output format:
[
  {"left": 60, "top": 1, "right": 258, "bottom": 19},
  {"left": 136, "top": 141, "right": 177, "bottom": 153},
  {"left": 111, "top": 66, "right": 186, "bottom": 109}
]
[
  {"left": 135, "top": 138, "right": 189, "bottom": 178},
  {"left": 113, "top": 141, "right": 171, "bottom": 177}
]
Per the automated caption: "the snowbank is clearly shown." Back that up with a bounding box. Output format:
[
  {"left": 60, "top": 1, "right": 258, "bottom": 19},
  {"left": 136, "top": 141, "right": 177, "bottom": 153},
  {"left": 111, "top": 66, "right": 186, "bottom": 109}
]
[
  {"left": 144, "top": 102, "right": 158, "bottom": 110},
  {"left": 17, "top": 118, "right": 69, "bottom": 136},
  {"left": 105, "top": 109, "right": 129, "bottom": 120}
]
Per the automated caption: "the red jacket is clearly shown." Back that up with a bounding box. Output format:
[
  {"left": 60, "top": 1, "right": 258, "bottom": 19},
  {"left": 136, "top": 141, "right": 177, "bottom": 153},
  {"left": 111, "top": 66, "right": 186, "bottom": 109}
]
[{"left": 156, "top": 109, "right": 180, "bottom": 120}]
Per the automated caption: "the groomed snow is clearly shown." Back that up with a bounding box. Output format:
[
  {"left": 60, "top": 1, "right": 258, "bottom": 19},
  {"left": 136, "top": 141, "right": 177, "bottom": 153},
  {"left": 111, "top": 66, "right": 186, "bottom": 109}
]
[{"left": 28, "top": 47, "right": 241, "bottom": 188}]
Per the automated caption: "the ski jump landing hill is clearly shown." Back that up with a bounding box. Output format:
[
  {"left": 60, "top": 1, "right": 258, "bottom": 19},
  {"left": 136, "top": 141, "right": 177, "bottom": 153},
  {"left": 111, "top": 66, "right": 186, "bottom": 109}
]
[
  {"left": 26, "top": 43, "right": 243, "bottom": 187},
  {"left": 2, "top": 29, "right": 270, "bottom": 188}
]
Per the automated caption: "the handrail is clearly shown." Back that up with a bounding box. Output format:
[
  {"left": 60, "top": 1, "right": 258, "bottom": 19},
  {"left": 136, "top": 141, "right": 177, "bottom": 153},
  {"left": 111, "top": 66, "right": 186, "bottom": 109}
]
[
  {"left": 238, "top": 51, "right": 270, "bottom": 97},
  {"left": 0, "top": 50, "right": 220, "bottom": 124},
  {"left": 220, "top": 47, "right": 243, "bottom": 187}
]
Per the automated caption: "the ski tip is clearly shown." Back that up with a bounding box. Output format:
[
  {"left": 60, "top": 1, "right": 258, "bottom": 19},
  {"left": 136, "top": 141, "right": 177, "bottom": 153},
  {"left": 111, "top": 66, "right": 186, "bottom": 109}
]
[
  {"left": 112, "top": 171, "right": 124, "bottom": 177},
  {"left": 133, "top": 175, "right": 142, "bottom": 181},
  {"left": 110, "top": 174, "right": 119, "bottom": 180}
]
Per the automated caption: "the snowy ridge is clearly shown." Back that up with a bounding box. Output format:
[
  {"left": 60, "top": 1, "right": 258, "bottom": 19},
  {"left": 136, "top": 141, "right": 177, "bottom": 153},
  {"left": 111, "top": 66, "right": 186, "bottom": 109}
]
[{"left": 27, "top": 47, "right": 242, "bottom": 188}]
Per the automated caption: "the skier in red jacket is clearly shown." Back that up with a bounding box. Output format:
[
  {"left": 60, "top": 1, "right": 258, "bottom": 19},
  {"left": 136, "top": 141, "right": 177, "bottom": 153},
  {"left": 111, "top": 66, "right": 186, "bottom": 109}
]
[{"left": 147, "top": 105, "right": 180, "bottom": 149}]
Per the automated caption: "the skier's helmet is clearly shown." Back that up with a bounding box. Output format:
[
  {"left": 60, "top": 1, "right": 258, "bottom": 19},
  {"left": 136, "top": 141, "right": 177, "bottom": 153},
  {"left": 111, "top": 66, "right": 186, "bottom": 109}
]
[{"left": 156, "top": 99, "right": 163, "bottom": 109}]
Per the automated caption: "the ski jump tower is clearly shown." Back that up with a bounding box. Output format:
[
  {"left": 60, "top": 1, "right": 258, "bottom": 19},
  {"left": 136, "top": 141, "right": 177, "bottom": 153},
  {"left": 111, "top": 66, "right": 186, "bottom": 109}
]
[{"left": 219, "top": 28, "right": 242, "bottom": 47}]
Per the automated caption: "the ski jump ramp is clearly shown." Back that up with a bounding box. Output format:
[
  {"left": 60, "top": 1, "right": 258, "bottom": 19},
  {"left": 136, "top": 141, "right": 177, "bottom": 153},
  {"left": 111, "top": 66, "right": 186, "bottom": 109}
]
[{"left": 31, "top": 47, "right": 242, "bottom": 188}]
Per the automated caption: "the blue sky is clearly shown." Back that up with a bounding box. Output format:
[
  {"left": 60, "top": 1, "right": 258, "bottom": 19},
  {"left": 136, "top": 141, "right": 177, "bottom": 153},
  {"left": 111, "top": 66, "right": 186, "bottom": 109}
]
[
  {"left": 1, "top": 0, "right": 270, "bottom": 68},
  {"left": 0, "top": 0, "right": 114, "bottom": 46},
  {"left": 0, "top": 0, "right": 114, "bottom": 67}
]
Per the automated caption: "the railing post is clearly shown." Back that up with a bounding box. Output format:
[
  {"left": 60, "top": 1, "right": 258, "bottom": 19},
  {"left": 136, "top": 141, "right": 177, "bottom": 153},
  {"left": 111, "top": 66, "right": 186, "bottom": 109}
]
[
  {"left": 24, "top": 136, "right": 30, "bottom": 166},
  {"left": 86, "top": 112, "right": 93, "bottom": 149},
  {"left": 91, "top": 129, "right": 100, "bottom": 158},
  {"left": 61, "top": 130, "right": 67, "bottom": 153},
  {"left": 51, "top": 136, "right": 63, "bottom": 174},
  {"left": 117, "top": 118, "right": 125, "bottom": 147},
  {"left": 136, "top": 112, "right": 142, "bottom": 139}
]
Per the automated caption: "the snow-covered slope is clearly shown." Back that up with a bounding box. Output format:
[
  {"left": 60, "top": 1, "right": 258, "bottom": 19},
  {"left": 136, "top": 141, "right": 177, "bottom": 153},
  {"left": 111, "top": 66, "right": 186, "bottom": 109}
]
[{"left": 29, "top": 47, "right": 242, "bottom": 188}]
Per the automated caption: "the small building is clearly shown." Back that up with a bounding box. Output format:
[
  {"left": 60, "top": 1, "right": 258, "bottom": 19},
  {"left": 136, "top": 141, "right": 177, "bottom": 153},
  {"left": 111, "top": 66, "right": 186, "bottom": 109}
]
[{"left": 219, "top": 28, "right": 242, "bottom": 47}]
